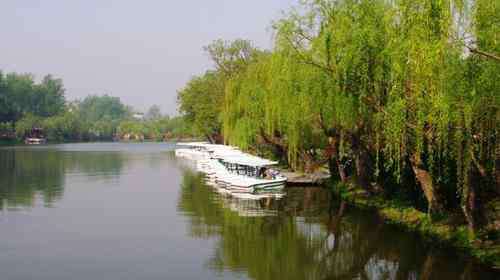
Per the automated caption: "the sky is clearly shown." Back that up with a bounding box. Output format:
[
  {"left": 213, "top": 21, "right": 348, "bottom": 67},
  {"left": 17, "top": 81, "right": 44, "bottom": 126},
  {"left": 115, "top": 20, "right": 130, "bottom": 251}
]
[{"left": 0, "top": 0, "right": 297, "bottom": 115}]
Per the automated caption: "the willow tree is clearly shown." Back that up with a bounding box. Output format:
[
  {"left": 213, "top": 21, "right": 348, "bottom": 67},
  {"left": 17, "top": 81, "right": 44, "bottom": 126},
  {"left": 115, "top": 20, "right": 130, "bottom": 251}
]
[
  {"left": 268, "top": 0, "right": 391, "bottom": 186},
  {"left": 185, "top": 0, "right": 499, "bottom": 234},
  {"left": 178, "top": 39, "right": 262, "bottom": 143},
  {"left": 453, "top": 0, "right": 499, "bottom": 233},
  {"left": 222, "top": 42, "right": 329, "bottom": 170},
  {"left": 381, "top": 0, "right": 499, "bottom": 228}
]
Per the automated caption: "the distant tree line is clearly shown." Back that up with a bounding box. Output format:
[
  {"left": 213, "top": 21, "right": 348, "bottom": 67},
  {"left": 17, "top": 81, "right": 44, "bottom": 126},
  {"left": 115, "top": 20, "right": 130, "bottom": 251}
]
[
  {"left": 0, "top": 71, "right": 196, "bottom": 142},
  {"left": 177, "top": 0, "right": 499, "bottom": 238}
]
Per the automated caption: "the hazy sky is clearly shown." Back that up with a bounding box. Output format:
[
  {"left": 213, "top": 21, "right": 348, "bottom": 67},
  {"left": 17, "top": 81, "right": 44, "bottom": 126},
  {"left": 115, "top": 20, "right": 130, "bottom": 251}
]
[{"left": 1, "top": 0, "right": 297, "bottom": 115}]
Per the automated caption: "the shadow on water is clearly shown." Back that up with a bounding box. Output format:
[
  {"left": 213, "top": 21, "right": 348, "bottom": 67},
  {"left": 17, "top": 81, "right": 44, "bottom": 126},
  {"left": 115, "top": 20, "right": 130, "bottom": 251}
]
[
  {"left": 177, "top": 169, "right": 499, "bottom": 280},
  {"left": 0, "top": 147, "right": 126, "bottom": 209}
]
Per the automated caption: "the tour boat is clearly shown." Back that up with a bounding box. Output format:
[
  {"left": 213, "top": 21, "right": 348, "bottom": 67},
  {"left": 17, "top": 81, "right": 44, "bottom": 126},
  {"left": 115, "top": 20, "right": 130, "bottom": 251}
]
[
  {"left": 24, "top": 137, "right": 47, "bottom": 145},
  {"left": 175, "top": 144, "right": 208, "bottom": 160},
  {"left": 175, "top": 142, "right": 287, "bottom": 194},
  {"left": 213, "top": 156, "right": 286, "bottom": 193},
  {"left": 24, "top": 127, "right": 47, "bottom": 145}
]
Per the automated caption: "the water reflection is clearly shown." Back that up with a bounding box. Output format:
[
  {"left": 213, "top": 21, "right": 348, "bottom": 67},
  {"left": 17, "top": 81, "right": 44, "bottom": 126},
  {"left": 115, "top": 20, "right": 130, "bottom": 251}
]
[
  {"left": 178, "top": 169, "right": 498, "bottom": 280},
  {"left": 0, "top": 144, "right": 496, "bottom": 279},
  {"left": 0, "top": 147, "right": 125, "bottom": 209}
]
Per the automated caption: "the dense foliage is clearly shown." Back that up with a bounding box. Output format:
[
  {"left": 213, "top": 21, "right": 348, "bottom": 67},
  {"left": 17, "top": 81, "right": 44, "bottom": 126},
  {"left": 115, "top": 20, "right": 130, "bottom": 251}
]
[
  {"left": 177, "top": 0, "right": 499, "bottom": 237},
  {"left": 0, "top": 72, "right": 65, "bottom": 123},
  {"left": 0, "top": 72, "right": 196, "bottom": 142},
  {"left": 177, "top": 39, "right": 265, "bottom": 143}
]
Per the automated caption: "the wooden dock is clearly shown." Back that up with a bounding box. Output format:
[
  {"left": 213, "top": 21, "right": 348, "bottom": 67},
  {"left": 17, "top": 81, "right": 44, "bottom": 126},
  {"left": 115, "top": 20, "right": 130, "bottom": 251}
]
[{"left": 280, "top": 170, "right": 330, "bottom": 185}]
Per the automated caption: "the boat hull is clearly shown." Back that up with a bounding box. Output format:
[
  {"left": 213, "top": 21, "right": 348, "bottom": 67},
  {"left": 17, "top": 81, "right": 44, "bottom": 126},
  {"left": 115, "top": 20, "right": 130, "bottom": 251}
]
[{"left": 174, "top": 144, "right": 288, "bottom": 195}]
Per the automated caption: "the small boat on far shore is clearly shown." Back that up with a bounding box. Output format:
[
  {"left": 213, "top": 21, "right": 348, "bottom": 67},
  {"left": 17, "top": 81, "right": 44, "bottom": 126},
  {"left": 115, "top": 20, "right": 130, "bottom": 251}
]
[
  {"left": 24, "top": 127, "right": 47, "bottom": 145},
  {"left": 24, "top": 137, "right": 47, "bottom": 145}
]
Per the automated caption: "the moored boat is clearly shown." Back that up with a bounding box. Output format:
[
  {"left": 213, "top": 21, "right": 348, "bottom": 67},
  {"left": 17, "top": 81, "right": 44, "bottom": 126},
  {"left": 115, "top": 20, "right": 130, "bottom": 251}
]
[
  {"left": 24, "top": 137, "right": 47, "bottom": 144},
  {"left": 24, "top": 127, "right": 47, "bottom": 144},
  {"left": 175, "top": 142, "right": 287, "bottom": 194}
]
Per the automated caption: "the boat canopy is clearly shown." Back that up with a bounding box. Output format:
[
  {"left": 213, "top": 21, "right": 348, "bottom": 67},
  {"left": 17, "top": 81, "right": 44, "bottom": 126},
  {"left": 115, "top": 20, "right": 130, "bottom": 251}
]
[
  {"left": 219, "top": 154, "right": 278, "bottom": 167},
  {"left": 176, "top": 142, "right": 209, "bottom": 147},
  {"left": 177, "top": 142, "right": 240, "bottom": 151},
  {"left": 177, "top": 142, "right": 277, "bottom": 166}
]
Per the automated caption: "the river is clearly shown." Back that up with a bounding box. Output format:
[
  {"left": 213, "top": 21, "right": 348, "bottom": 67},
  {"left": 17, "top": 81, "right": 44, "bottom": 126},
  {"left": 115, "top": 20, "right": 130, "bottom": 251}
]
[{"left": 0, "top": 143, "right": 497, "bottom": 279}]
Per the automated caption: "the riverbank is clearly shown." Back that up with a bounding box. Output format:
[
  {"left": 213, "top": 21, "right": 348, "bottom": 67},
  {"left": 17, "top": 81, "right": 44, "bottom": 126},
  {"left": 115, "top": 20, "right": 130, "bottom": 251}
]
[
  {"left": 279, "top": 169, "right": 330, "bottom": 185},
  {"left": 0, "top": 138, "right": 203, "bottom": 147},
  {"left": 331, "top": 183, "right": 500, "bottom": 269},
  {"left": 0, "top": 139, "right": 18, "bottom": 146}
]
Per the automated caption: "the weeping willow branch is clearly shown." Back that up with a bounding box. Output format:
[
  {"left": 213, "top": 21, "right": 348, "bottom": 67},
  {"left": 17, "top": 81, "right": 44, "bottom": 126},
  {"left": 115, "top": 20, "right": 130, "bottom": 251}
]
[
  {"left": 467, "top": 47, "right": 500, "bottom": 62},
  {"left": 283, "top": 35, "right": 334, "bottom": 74}
]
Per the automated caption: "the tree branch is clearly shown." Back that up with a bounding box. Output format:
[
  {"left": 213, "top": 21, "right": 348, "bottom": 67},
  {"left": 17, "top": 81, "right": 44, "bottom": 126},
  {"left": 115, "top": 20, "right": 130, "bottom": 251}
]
[
  {"left": 283, "top": 35, "right": 334, "bottom": 74},
  {"left": 467, "top": 47, "right": 500, "bottom": 62}
]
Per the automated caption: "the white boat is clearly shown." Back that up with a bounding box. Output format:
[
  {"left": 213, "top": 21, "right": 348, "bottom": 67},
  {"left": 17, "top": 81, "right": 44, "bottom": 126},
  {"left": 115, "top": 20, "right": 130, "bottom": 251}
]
[
  {"left": 175, "top": 144, "right": 209, "bottom": 160},
  {"left": 24, "top": 137, "right": 46, "bottom": 144},
  {"left": 175, "top": 142, "right": 287, "bottom": 194}
]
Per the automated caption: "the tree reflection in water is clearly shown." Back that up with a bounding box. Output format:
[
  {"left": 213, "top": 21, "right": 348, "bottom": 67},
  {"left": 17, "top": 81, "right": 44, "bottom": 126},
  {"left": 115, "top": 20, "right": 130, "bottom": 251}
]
[
  {"left": 177, "top": 169, "right": 496, "bottom": 280},
  {"left": 0, "top": 148, "right": 125, "bottom": 209}
]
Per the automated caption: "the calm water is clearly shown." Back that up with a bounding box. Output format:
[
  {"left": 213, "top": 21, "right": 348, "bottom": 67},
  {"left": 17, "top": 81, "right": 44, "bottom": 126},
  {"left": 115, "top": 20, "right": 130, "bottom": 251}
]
[{"left": 0, "top": 143, "right": 497, "bottom": 280}]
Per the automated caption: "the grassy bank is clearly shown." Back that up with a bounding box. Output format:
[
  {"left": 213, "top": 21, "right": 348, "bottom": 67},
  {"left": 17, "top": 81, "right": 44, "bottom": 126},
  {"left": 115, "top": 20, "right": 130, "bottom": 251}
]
[{"left": 331, "top": 183, "right": 500, "bottom": 269}]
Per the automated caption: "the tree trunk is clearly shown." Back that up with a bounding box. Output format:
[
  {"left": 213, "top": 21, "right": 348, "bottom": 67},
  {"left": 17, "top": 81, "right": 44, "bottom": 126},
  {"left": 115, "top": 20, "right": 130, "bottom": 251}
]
[
  {"left": 463, "top": 150, "right": 485, "bottom": 236},
  {"left": 351, "top": 132, "right": 372, "bottom": 191},
  {"left": 355, "top": 150, "right": 371, "bottom": 189},
  {"left": 462, "top": 170, "right": 476, "bottom": 236},
  {"left": 325, "top": 135, "right": 349, "bottom": 183},
  {"left": 327, "top": 157, "right": 348, "bottom": 182},
  {"left": 419, "top": 251, "right": 436, "bottom": 280},
  {"left": 337, "top": 159, "right": 348, "bottom": 182},
  {"left": 258, "top": 128, "right": 288, "bottom": 164},
  {"left": 496, "top": 142, "right": 500, "bottom": 195},
  {"left": 410, "top": 154, "right": 441, "bottom": 215},
  {"left": 205, "top": 133, "right": 215, "bottom": 144}
]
